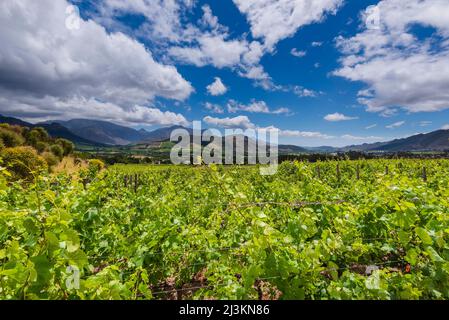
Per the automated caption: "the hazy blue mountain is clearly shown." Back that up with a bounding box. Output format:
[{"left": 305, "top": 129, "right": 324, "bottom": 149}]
[
  {"left": 40, "top": 119, "right": 152, "bottom": 145},
  {"left": 305, "top": 146, "right": 339, "bottom": 153},
  {"left": 277, "top": 144, "right": 309, "bottom": 153},
  {"left": 342, "top": 130, "right": 449, "bottom": 152},
  {"left": 137, "top": 125, "right": 192, "bottom": 144}
]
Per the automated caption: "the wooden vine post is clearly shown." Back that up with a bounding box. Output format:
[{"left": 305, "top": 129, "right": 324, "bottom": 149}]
[
  {"left": 336, "top": 164, "right": 341, "bottom": 182},
  {"left": 422, "top": 166, "right": 427, "bottom": 182},
  {"left": 356, "top": 164, "right": 360, "bottom": 180}
]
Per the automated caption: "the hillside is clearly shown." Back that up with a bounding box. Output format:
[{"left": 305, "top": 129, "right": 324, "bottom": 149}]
[
  {"left": 39, "top": 123, "right": 105, "bottom": 147},
  {"left": 0, "top": 115, "right": 102, "bottom": 147},
  {"left": 137, "top": 125, "right": 192, "bottom": 144},
  {"left": 136, "top": 132, "right": 309, "bottom": 156},
  {"left": 44, "top": 119, "right": 152, "bottom": 145},
  {"left": 4, "top": 114, "right": 449, "bottom": 153},
  {"left": 343, "top": 130, "right": 449, "bottom": 152}
]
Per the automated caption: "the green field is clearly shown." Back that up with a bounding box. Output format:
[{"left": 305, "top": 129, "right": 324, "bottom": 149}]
[{"left": 1, "top": 160, "right": 449, "bottom": 300}]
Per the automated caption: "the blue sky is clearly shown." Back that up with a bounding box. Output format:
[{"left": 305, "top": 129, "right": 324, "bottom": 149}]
[{"left": 1, "top": 0, "right": 449, "bottom": 147}]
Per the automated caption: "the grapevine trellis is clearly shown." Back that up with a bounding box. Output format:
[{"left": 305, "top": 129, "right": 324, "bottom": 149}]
[
  {"left": 1, "top": 159, "right": 448, "bottom": 300},
  {"left": 119, "top": 163, "right": 430, "bottom": 192}
]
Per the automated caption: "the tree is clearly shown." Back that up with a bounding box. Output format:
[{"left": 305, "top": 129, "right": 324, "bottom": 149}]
[
  {"left": 50, "top": 144, "right": 64, "bottom": 160},
  {"left": 56, "top": 138, "right": 74, "bottom": 156},
  {"left": 42, "top": 151, "right": 59, "bottom": 167},
  {"left": 35, "top": 141, "right": 48, "bottom": 153},
  {"left": 26, "top": 127, "right": 49, "bottom": 146}
]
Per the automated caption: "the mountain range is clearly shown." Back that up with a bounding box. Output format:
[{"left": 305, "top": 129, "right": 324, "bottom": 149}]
[
  {"left": 1, "top": 114, "right": 449, "bottom": 153},
  {"left": 0, "top": 115, "right": 104, "bottom": 146},
  {"left": 41, "top": 119, "right": 153, "bottom": 146},
  {"left": 339, "top": 130, "right": 449, "bottom": 152}
]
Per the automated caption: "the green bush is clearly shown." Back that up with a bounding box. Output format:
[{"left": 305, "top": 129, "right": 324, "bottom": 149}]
[
  {"left": 35, "top": 141, "right": 48, "bottom": 153},
  {"left": 0, "top": 159, "right": 8, "bottom": 191},
  {"left": 1, "top": 146, "right": 48, "bottom": 181},
  {"left": 7, "top": 124, "right": 25, "bottom": 135},
  {"left": 56, "top": 138, "right": 74, "bottom": 156},
  {"left": 50, "top": 144, "right": 64, "bottom": 160},
  {"left": 0, "top": 127, "right": 25, "bottom": 147},
  {"left": 26, "top": 127, "right": 49, "bottom": 146},
  {"left": 42, "top": 151, "right": 59, "bottom": 167}
]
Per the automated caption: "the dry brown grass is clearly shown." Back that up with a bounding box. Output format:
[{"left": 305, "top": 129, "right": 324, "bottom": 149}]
[{"left": 52, "top": 156, "right": 88, "bottom": 177}]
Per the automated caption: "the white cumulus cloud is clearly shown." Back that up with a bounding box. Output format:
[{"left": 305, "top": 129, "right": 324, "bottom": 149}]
[
  {"left": 291, "top": 48, "right": 307, "bottom": 58},
  {"left": 233, "top": 0, "right": 343, "bottom": 50},
  {"left": 278, "top": 130, "right": 333, "bottom": 139},
  {"left": 204, "top": 115, "right": 256, "bottom": 129},
  {"left": 324, "top": 113, "right": 359, "bottom": 122},
  {"left": 206, "top": 77, "right": 228, "bottom": 96},
  {"left": 227, "top": 100, "right": 291, "bottom": 114},
  {"left": 204, "top": 102, "right": 225, "bottom": 114},
  {"left": 96, "top": 0, "right": 343, "bottom": 91},
  {"left": 334, "top": 0, "right": 449, "bottom": 114},
  {"left": 0, "top": 0, "right": 193, "bottom": 126},
  {"left": 293, "top": 86, "right": 320, "bottom": 98},
  {"left": 203, "top": 116, "right": 332, "bottom": 139}
]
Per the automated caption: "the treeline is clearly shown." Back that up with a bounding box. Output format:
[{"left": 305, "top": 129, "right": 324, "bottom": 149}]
[
  {"left": 279, "top": 151, "right": 449, "bottom": 163},
  {"left": 82, "top": 150, "right": 449, "bottom": 166},
  {"left": 0, "top": 124, "right": 75, "bottom": 180}
]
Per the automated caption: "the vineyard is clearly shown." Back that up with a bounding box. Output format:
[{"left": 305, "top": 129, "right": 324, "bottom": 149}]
[{"left": 1, "top": 160, "right": 449, "bottom": 300}]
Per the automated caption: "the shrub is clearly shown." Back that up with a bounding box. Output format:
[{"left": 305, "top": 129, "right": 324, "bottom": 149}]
[
  {"left": 1, "top": 147, "right": 47, "bottom": 181},
  {"left": 50, "top": 144, "right": 64, "bottom": 160},
  {"left": 56, "top": 138, "right": 75, "bottom": 156},
  {"left": 0, "top": 127, "right": 25, "bottom": 147},
  {"left": 88, "top": 159, "right": 105, "bottom": 172},
  {"left": 42, "top": 151, "right": 59, "bottom": 167},
  {"left": 26, "top": 127, "right": 49, "bottom": 146},
  {"left": 0, "top": 159, "right": 8, "bottom": 191},
  {"left": 36, "top": 141, "right": 48, "bottom": 153},
  {"left": 7, "top": 125, "right": 25, "bottom": 135}
]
